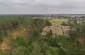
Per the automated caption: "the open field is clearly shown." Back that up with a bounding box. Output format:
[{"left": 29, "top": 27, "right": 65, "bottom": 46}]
[{"left": 49, "top": 19, "right": 68, "bottom": 26}]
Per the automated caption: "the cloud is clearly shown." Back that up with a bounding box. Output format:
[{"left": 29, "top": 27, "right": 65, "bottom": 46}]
[{"left": 0, "top": 0, "right": 85, "bottom": 14}]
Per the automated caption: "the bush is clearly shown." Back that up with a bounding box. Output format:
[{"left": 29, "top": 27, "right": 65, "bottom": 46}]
[{"left": 16, "top": 35, "right": 27, "bottom": 46}]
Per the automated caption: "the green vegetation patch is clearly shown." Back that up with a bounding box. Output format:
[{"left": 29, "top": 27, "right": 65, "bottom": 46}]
[{"left": 49, "top": 19, "right": 68, "bottom": 26}]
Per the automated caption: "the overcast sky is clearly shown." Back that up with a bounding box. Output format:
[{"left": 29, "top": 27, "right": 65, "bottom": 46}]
[{"left": 0, "top": 0, "right": 85, "bottom": 14}]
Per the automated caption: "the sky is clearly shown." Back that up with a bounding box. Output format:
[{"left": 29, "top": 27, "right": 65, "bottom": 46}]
[{"left": 0, "top": 0, "right": 85, "bottom": 14}]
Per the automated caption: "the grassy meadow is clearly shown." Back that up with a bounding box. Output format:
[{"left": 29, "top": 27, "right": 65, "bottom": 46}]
[{"left": 49, "top": 19, "right": 68, "bottom": 25}]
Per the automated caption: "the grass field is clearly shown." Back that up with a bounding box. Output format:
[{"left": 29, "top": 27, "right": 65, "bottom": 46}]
[{"left": 49, "top": 19, "right": 68, "bottom": 26}]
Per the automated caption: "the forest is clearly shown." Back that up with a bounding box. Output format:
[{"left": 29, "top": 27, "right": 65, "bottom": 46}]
[{"left": 0, "top": 15, "right": 85, "bottom": 55}]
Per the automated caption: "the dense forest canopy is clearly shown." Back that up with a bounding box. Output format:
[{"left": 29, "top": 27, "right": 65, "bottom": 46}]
[{"left": 0, "top": 15, "right": 85, "bottom": 55}]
